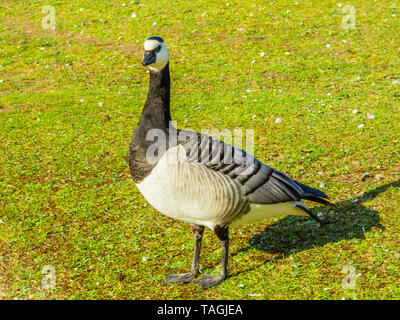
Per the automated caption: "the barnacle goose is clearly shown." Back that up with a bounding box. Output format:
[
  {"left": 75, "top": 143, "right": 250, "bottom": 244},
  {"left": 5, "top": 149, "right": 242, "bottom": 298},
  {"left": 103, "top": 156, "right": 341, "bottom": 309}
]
[{"left": 128, "top": 36, "right": 335, "bottom": 289}]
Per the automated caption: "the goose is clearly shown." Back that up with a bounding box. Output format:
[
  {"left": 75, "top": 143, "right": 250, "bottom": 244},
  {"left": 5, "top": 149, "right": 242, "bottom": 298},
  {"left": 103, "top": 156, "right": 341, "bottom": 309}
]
[{"left": 128, "top": 36, "right": 335, "bottom": 289}]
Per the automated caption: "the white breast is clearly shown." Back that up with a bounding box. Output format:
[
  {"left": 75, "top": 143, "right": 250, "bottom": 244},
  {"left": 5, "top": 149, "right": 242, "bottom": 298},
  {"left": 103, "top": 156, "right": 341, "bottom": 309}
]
[{"left": 136, "top": 145, "right": 249, "bottom": 229}]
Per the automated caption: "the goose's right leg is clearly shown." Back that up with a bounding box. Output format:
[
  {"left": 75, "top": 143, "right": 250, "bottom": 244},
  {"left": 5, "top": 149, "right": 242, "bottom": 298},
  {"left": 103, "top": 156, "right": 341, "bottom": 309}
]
[{"left": 164, "top": 225, "right": 205, "bottom": 284}]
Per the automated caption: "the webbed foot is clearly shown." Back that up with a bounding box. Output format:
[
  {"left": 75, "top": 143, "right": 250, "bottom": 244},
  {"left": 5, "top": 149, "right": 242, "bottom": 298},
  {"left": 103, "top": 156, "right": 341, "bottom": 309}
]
[
  {"left": 164, "top": 272, "right": 197, "bottom": 284},
  {"left": 193, "top": 274, "right": 226, "bottom": 289}
]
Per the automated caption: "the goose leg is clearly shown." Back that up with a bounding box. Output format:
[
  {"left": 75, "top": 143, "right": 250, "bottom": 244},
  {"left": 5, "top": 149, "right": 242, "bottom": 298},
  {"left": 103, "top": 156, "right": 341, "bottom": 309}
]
[
  {"left": 194, "top": 225, "right": 229, "bottom": 289},
  {"left": 164, "top": 225, "right": 204, "bottom": 283}
]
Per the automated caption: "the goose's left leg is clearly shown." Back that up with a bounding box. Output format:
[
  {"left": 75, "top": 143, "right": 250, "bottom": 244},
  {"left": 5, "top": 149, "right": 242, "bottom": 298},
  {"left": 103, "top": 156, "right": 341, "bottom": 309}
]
[
  {"left": 194, "top": 225, "right": 229, "bottom": 289},
  {"left": 164, "top": 225, "right": 205, "bottom": 283}
]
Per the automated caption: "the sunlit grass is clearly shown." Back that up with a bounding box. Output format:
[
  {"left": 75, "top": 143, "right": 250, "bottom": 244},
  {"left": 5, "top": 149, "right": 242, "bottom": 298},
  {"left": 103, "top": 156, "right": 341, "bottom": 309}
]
[{"left": 0, "top": 0, "right": 399, "bottom": 299}]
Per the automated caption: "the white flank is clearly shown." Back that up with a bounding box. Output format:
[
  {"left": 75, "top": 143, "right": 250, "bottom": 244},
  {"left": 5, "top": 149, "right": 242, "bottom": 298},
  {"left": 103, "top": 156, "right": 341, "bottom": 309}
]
[
  {"left": 230, "top": 201, "right": 308, "bottom": 227},
  {"left": 136, "top": 145, "right": 246, "bottom": 229},
  {"left": 137, "top": 146, "right": 310, "bottom": 229}
]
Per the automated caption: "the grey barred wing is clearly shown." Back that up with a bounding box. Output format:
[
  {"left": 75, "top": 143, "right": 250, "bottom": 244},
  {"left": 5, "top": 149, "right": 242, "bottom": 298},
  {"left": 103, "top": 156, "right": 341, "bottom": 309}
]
[{"left": 178, "top": 130, "right": 309, "bottom": 205}]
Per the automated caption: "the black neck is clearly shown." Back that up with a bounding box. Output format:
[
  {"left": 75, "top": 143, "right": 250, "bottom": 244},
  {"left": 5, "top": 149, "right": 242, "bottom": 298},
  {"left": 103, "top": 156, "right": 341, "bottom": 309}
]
[
  {"left": 138, "top": 63, "right": 171, "bottom": 131},
  {"left": 128, "top": 63, "right": 172, "bottom": 182}
]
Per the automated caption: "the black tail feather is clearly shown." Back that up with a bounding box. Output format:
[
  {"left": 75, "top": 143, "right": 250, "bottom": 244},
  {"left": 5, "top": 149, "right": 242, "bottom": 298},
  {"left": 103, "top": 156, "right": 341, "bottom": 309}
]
[
  {"left": 302, "top": 194, "right": 337, "bottom": 209},
  {"left": 295, "top": 180, "right": 329, "bottom": 199}
]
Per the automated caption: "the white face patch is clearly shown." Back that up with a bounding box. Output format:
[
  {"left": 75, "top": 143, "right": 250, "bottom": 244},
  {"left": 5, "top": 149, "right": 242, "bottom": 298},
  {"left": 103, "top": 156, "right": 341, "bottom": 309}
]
[{"left": 143, "top": 40, "right": 169, "bottom": 71}]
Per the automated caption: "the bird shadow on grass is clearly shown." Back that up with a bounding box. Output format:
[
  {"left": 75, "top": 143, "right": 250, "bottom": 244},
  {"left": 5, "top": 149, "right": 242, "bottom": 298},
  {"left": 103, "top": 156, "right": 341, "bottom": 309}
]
[{"left": 231, "top": 181, "right": 399, "bottom": 267}]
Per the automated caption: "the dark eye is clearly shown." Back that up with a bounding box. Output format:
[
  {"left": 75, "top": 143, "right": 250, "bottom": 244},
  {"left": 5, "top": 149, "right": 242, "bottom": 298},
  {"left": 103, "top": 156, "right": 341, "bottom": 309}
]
[{"left": 156, "top": 45, "right": 162, "bottom": 52}]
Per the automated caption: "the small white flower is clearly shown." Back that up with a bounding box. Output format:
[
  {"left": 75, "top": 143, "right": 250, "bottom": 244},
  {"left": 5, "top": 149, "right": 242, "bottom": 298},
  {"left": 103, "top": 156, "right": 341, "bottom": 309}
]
[
  {"left": 9, "top": 118, "right": 12, "bottom": 122},
  {"left": 98, "top": 102, "right": 103, "bottom": 107},
  {"left": 366, "top": 112, "right": 375, "bottom": 120},
  {"left": 122, "top": 3, "right": 127, "bottom": 6},
  {"left": 327, "top": 92, "right": 331, "bottom": 96},
  {"left": 246, "top": 89, "right": 251, "bottom": 93},
  {"left": 40, "top": 47, "right": 45, "bottom": 51},
  {"left": 0, "top": 220, "right": 4, "bottom": 224},
  {"left": 0, "top": 80, "right": 3, "bottom": 83},
  {"left": 337, "top": 3, "right": 343, "bottom": 8},
  {"left": 260, "top": 52, "right": 265, "bottom": 57},
  {"left": 319, "top": 182, "right": 325, "bottom": 188},
  {"left": 251, "top": 60, "right": 255, "bottom": 64},
  {"left": 142, "top": 256, "right": 148, "bottom": 262},
  {"left": 80, "top": 30, "right": 84, "bottom": 34},
  {"left": 252, "top": 115, "right": 256, "bottom": 119},
  {"left": 392, "top": 80, "right": 400, "bottom": 84},
  {"left": 326, "top": 43, "right": 331, "bottom": 48},
  {"left": 352, "top": 109, "right": 358, "bottom": 114},
  {"left": 79, "top": 8, "right": 83, "bottom": 11},
  {"left": 118, "top": 36, "right": 122, "bottom": 40},
  {"left": 249, "top": 13, "right": 253, "bottom": 17},
  {"left": 238, "top": 284, "right": 245, "bottom": 288},
  {"left": 37, "top": 118, "right": 40, "bottom": 122},
  {"left": 80, "top": 99, "right": 84, "bottom": 103},
  {"left": 131, "top": 12, "right": 136, "bottom": 18},
  {"left": 342, "top": 39, "right": 348, "bottom": 43},
  {"left": 96, "top": 282, "right": 100, "bottom": 286},
  {"left": 275, "top": 117, "right": 281, "bottom": 124},
  {"left": 358, "top": 123, "right": 365, "bottom": 128},
  {"left": 323, "top": 287, "right": 331, "bottom": 291},
  {"left": 153, "top": 22, "right": 157, "bottom": 26},
  {"left": 242, "top": 95, "right": 247, "bottom": 98},
  {"left": 201, "top": 12, "right": 206, "bottom": 17},
  {"left": 284, "top": 51, "right": 290, "bottom": 55}
]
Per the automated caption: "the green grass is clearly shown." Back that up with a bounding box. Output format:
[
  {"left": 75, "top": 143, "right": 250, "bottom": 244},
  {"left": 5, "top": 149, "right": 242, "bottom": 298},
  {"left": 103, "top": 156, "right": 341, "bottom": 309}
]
[{"left": 0, "top": 0, "right": 399, "bottom": 299}]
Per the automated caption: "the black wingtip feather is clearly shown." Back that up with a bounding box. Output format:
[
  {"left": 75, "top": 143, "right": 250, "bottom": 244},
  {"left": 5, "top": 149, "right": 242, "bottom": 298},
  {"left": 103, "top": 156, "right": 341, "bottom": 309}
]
[
  {"left": 294, "top": 180, "right": 330, "bottom": 199},
  {"left": 302, "top": 195, "right": 337, "bottom": 209}
]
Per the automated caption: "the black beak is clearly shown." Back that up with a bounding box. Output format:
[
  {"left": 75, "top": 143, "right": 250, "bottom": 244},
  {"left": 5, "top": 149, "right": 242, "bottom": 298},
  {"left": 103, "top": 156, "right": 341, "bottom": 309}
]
[{"left": 142, "top": 51, "right": 156, "bottom": 66}]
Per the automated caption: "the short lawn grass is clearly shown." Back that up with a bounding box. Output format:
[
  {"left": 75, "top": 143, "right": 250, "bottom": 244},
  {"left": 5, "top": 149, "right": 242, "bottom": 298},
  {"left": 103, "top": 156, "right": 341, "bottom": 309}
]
[{"left": 0, "top": 0, "right": 399, "bottom": 299}]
